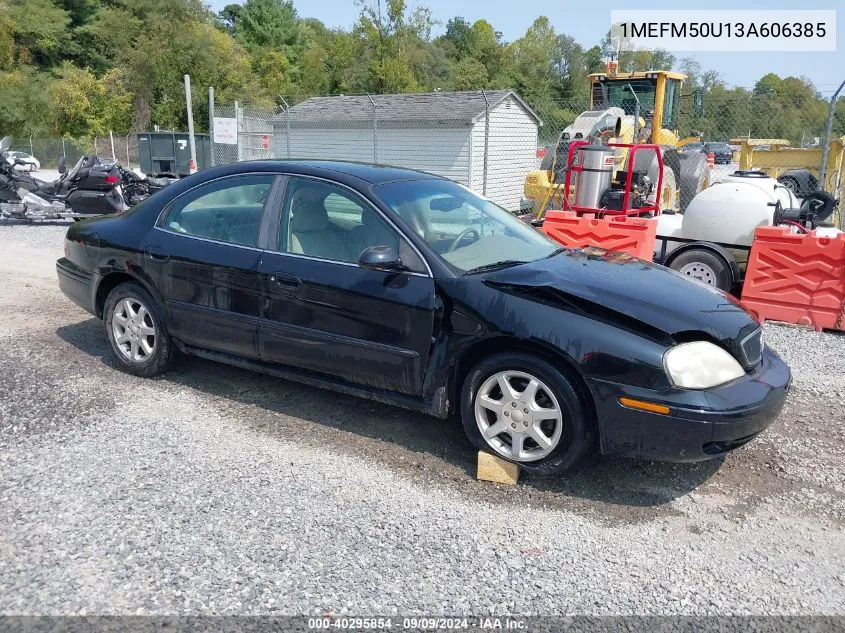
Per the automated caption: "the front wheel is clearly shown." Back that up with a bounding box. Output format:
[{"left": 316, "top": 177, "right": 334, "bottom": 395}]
[
  {"left": 104, "top": 282, "right": 175, "bottom": 377},
  {"left": 460, "top": 353, "right": 593, "bottom": 475}
]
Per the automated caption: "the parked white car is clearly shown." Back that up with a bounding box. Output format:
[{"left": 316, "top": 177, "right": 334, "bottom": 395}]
[{"left": 6, "top": 150, "right": 40, "bottom": 172}]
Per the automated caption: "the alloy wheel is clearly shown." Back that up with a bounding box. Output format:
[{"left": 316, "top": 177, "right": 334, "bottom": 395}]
[
  {"left": 474, "top": 370, "right": 563, "bottom": 462},
  {"left": 112, "top": 297, "right": 156, "bottom": 363}
]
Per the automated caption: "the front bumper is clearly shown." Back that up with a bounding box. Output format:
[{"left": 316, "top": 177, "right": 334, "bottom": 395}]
[
  {"left": 589, "top": 346, "right": 790, "bottom": 462},
  {"left": 56, "top": 257, "right": 97, "bottom": 316}
]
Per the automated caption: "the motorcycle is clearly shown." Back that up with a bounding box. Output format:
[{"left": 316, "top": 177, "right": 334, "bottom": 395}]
[
  {"left": 118, "top": 164, "right": 179, "bottom": 207},
  {"left": 0, "top": 136, "right": 126, "bottom": 221}
]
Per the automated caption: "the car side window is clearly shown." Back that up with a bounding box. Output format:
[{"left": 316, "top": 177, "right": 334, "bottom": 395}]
[
  {"left": 164, "top": 174, "right": 274, "bottom": 247},
  {"left": 279, "top": 178, "right": 400, "bottom": 264}
]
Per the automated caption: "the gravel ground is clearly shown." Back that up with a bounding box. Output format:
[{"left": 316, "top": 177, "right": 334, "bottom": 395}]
[{"left": 1, "top": 223, "right": 844, "bottom": 616}]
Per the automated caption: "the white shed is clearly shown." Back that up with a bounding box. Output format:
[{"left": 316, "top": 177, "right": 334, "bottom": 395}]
[{"left": 272, "top": 91, "right": 542, "bottom": 211}]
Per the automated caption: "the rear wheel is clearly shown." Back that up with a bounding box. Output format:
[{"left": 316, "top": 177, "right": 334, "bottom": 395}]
[
  {"left": 669, "top": 248, "right": 733, "bottom": 291},
  {"left": 460, "top": 353, "right": 593, "bottom": 475},
  {"left": 104, "top": 282, "right": 175, "bottom": 377},
  {"left": 778, "top": 176, "right": 800, "bottom": 196}
]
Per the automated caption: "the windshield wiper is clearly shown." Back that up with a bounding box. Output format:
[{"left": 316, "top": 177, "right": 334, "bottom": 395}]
[
  {"left": 545, "top": 246, "right": 566, "bottom": 258},
  {"left": 463, "top": 260, "right": 529, "bottom": 275}
]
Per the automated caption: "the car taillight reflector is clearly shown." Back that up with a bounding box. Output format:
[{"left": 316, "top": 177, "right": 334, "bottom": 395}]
[{"left": 106, "top": 174, "right": 119, "bottom": 184}]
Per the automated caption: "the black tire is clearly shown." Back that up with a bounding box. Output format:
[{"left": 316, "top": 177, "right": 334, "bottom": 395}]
[
  {"left": 103, "top": 281, "right": 175, "bottom": 377},
  {"left": 460, "top": 352, "right": 594, "bottom": 476},
  {"left": 778, "top": 176, "right": 800, "bottom": 196},
  {"left": 668, "top": 248, "right": 733, "bottom": 291}
]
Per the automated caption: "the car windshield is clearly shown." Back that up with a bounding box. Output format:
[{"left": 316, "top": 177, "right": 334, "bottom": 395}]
[
  {"left": 705, "top": 143, "right": 729, "bottom": 151},
  {"left": 373, "top": 179, "right": 558, "bottom": 273}
]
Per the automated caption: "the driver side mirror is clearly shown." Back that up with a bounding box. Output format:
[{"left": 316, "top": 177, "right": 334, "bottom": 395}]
[
  {"left": 58, "top": 156, "right": 66, "bottom": 174},
  {"left": 358, "top": 245, "right": 405, "bottom": 272}
]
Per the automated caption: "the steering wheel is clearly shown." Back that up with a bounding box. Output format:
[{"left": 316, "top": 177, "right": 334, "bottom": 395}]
[{"left": 447, "top": 228, "right": 479, "bottom": 252}]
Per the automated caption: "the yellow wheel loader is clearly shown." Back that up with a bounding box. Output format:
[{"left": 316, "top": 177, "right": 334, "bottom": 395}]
[{"left": 525, "top": 67, "right": 709, "bottom": 217}]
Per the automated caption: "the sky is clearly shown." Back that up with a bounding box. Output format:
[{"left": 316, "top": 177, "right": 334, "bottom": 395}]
[{"left": 209, "top": 0, "right": 844, "bottom": 94}]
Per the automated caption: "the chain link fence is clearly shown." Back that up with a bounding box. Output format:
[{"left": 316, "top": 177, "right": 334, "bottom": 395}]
[
  {"left": 8, "top": 134, "right": 140, "bottom": 172},
  {"left": 93, "top": 134, "right": 140, "bottom": 169},
  {"left": 9, "top": 138, "right": 93, "bottom": 171},
  {"left": 206, "top": 90, "right": 842, "bottom": 220},
  {"left": 210, "top": 103, "right": 277, "bottom": 167}
]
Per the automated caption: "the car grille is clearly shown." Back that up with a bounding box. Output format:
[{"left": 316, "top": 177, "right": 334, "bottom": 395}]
[{"left": 740, "top": 328, "right": 764, "bottom": 368}]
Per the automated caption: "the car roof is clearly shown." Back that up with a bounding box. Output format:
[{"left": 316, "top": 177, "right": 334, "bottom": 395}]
[
  {"left": 263, "top": 160, "right": 446, "bottom": 184},
  {"left": 154, "top": 160, "right": 448, "bottom": 208}
]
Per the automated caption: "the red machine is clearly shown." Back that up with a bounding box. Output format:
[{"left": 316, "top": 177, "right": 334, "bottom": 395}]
[
  {"left": 540, "top": 141, "right": 665, "bottom": 258},
  {"left": 560, "top": 140, "right": 664, "bottom": 216}
]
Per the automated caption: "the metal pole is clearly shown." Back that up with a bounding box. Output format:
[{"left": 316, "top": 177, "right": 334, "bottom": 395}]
[
  {"left": 184, "top": 74, "right": 197, "bottom": 173},
  {"left": 125, "top": 134, "right": 130, "bottom": 167},
  {"left": 367, "top": 93, "right": 377, "bottom": 163},
  {"left": 109, "top": 130, "right": 116, "bottom": 162},
  {"left": 627, "top": 83, "right": 641, "bottom": 143},
  {"left": 280, "top": 96, "right": 290, "bottom": 158},
  {"left": 818, "top": 78, "right": 845, "bottom": 196},
  {"left": 480, "top": 89, "right": 490, "bottom": 196},
  {"left": 209, "top": 86, "right": 216, "bottom": 167},
  {"left": 61, "top": 138, "right": 65, "bottom": 160},
  {"left": 235, "top": 100, "right": 242, "bottom": 163},
  {"left": 29, "top": 135, "right": 33, "bottom": 156}
]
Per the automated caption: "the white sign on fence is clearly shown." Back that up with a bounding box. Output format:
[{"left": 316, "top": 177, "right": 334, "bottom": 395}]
[{"left": 213, "top": 117, "right": 238, "bottom": 145}]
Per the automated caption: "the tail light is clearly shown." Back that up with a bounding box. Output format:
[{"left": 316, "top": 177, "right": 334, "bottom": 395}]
[{"left": 106, "top": 173, "right": 119, "bottom": 184}]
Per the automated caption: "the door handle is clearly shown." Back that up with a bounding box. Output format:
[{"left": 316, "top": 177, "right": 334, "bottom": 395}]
[
  {"left": 269, "top": 272, "right": 302, "bottom": 290},
  {"left": 145, "top": 247, "right": 169, "bottom": 262}
]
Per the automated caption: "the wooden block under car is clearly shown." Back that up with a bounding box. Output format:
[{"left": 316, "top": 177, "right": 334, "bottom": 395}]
[{"left": 476, "top": 451, "right": 520, "bottom": 485}]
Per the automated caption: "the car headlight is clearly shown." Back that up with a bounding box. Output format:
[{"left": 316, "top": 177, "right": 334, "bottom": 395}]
[{"left": 663, "top": 341, "right": 745, "bottom": 389}]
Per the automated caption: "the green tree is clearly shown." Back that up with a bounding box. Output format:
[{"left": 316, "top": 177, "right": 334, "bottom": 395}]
[
  {"left": 8, "top": 0, "right": 71, "bottom": 66},
  {"left": 49, "top": 62, "right": 133, "bottom": 136},
  {"left": 452, "top": 57, "right": 487, "bottom": 90},
  {"left": 229, "top": 0, "right": 302, "bottom": 56},
  {"left": 441, "top": 17, "right": 470, "bottom": 58},
  {"left": 354, "top": 0, "right": 432, "bottom": 93},
  {"left": 511, "top": 17, "right": 558, "bottom": 108},
  {"left": 0, "top": 66, "right": 54, "bottom": 136}
]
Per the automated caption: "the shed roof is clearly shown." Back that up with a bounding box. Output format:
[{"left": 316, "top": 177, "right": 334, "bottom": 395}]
[{"left": 274, "top": 91, "right": 542, "bottom": 126}]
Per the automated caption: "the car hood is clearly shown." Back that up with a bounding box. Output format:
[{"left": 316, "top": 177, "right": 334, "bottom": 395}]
[{"left": 484, "top": 248, "right": 758, "bottom": 351}]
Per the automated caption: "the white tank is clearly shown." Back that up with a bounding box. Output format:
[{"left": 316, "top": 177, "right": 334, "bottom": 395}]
[
  {"left": 653, "top": 213, "right": 685, "bottom": 258},
  {"left": 719, "top": 172, "right": 797, "bottom": 208},
  {"left": 681, "top": 173, "right": 792, "bottom": 247}
]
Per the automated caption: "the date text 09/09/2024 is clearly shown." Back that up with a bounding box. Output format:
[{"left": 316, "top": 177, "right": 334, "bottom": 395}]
[{"left": 308, "top": 617, "right": 527, "bottom": 630}]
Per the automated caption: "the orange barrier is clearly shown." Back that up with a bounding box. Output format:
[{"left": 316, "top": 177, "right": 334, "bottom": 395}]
[
  {"left": 541, "top": 211, "right": 658, "bottom": 260},
  {"left": 706, "top": 152, "right": 715, "bottom": 168},
  {"left": 741, "top": 226, "right": 845, "bottom": 332}
]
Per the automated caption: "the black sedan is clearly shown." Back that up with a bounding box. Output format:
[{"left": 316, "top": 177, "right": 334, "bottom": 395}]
[
  {"left": 703, "top": 142, "right": 733, "bottom": 165},
  {"left": 57, "top": 160, "right": 790, "bottom": 474}
]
